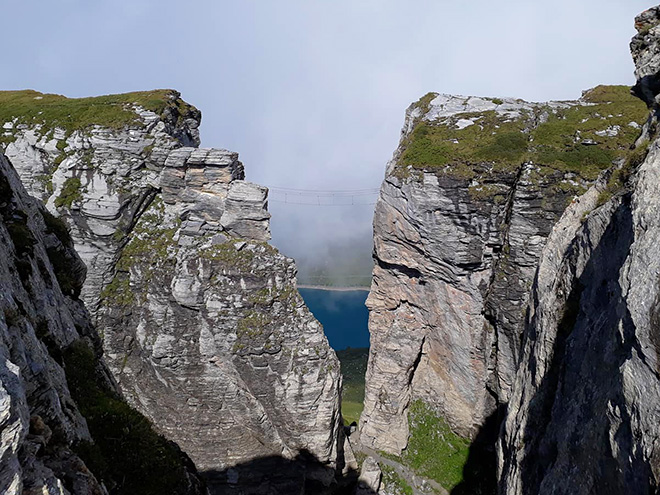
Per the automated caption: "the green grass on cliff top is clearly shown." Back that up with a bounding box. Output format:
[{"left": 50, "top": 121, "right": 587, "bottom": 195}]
[
  {"left": 399, "top": 85, "right": 648, "bottom": 181},
  {"left": 0, "top": 89, "right": 194, "bottom": 133}
]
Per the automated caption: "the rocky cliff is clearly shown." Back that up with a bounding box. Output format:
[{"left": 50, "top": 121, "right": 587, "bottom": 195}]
[
  {"left": 0, "top": 90, "right": 345, "bottom": 492},
  {"left": 361, "top": 5, "right": 660, "bottom": 494},
  {"left": 0, "top": 151, "right": 204, "bottom": 494},
  {"left": 499, "top": 7, "right": 660, "bottom": 493},
  {"left": 360, "top": 85, "right": 647, "bottom": 459}
]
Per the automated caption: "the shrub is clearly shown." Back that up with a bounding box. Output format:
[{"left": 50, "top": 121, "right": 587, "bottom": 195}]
[{"left": 54, "top": 177, "right": 82, "bottom": 209}]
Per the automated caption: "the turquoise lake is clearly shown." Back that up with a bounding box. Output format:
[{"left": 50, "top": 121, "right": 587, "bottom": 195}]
[{"left": 298, "top": 288, "right": 370, "bottom": 350}]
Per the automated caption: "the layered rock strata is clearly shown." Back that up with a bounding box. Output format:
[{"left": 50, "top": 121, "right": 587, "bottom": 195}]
[
  {"left": 499, "top": 7, "right": 660, "bottom": 493},
  {"left": 0, "top": 152, "right": 204, "bottom": 494},
  {"left": 360, "top": 86, "right": 647, "bottom": 454},
  {"left": 0, "top": 90, "right": 344, "bottom": 492}
]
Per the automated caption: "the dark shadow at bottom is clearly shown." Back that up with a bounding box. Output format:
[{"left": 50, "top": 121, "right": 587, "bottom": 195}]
[
  {"left": 450, "top": 405, "right": 503, "bottom": 495},
  {"left": 202, "top": 449, "right": 370, "bottom": 495}
]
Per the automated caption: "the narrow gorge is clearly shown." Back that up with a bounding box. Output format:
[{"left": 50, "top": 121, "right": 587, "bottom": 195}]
[{"left": 4, "top": 4, "right": 660, "bottom": 495}]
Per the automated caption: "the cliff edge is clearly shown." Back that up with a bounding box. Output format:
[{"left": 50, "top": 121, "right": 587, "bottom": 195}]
[
  {"left": 0, "top": 90, "right": 346, "bottom": 493},
  {"left": 361, "top": 85, "right": 646, "bottom": 457},
  {"left": 361, "top": 5, "right": 660, "bottom": 494}
]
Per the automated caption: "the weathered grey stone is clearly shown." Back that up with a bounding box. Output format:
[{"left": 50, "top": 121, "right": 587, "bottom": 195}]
[
  {"left": 632, "top": 6, "right": 660, "bottom": 107},
  {"left": 499, "top": 11, "right": 660, "bottom": 493},
  {"left": 1, "top": 91, "right": 342, "bottom": 493},
  {"left": 360, "top": 87, "right": 646, "bottom": 455},
  {"left": 4, "top": 96, "right": 199, "bottom": 312},
  {"left": 0, "top": 152, "right": 203, "bottom": 494},
  {"left": 220, "top": 181, "right": 271, "bottom": 241},
  {"left": 356, "top": 457, "right": 381, "bottom": 495}
]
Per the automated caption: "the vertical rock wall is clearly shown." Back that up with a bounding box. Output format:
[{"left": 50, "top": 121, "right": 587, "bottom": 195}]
[
  {"left": 0, "top": 152, "right": 204, "bottom": 494},
  {"left": 499, "top": 7, "right": 660, "bottom": 493},
  {"left": 1, "top": 90, "right": 345, "bottom": 493},
  {"left": 361, "top": 88, "right": 647, "bottom": 455}
]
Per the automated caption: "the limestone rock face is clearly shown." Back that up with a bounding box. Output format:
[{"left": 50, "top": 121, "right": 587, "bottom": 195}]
[
  {"left": 2, "top": 90, "right": 200, "bottom": 313},
  {"left": 101, "top": 205, "right": 341, "bottom": 489},
  {"left": 499, "top": 9, "right": 660, "bottom": 493},
  {"left": 1, "top": 90, "right": 343, "bottom": 493},
  {"left": 356, "top": 457, "right": 381, "bottom": 495},
  {"left": 361, "top": 88, "right": 647, "bottom": 453},
  {"left": 632, "top": 6, "right": 660, "bottom": 107},
  {"left": 0, "top": 153, "right": 203, "bottom": 494}
]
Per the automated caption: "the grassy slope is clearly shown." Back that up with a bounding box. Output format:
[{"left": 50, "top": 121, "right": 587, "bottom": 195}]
[
  {"left": 403, "top": 401, "right": 470, "bottom": 491},
  {"left": 336, "top": 347, "right": 369, "bottom": 424},
  {"left": 379, "top": 400, "right": 471, "bottom": 492},
  {"left": 399, "top": 85, "right": 647, "bottom": 182},
  {"left": 0, "top": 89, "right": 195, "bottom": 137}
]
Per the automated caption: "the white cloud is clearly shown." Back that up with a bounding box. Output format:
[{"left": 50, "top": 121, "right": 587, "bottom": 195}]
[{"left": 0, "top": 0, "right": 652, "bottom": 274}]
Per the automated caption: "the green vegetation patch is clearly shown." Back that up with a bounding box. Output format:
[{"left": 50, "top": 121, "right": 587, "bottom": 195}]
[
  {"left": 467, "top": 182, "right": 509, "bottom": 203},
  {"left": 107, "top": 198, "right": 177, "bottom": 305},
  {"left": 54, "top": 177, "right": 82, "bottom": 209},
  {"left": 248, "top": 285, "right": 299, "bottom": 309},
  {"left": 0, "top": 89, "right": 196, "bottom": 134},
  {"left": 116, "top": 227, "right": 177, "bottom": 273},
  {"left": 597, "top": 139, "right": 651, "bottom": 206},
  {"left": 100, "top": 275, "right": 135, "bottom": 307},
  {"left": 336, "top": 347, "right": 369, "bottom": 425},
  {"left": 412, "top": 92, "right": 439, "bottom": 116},
  {"left": 236, "top": 310, "right": 271, "bottom": 338},
  {"left": 398, "top": 85, "right": 647, "bottom": 182},
  {"left": 63, "top": 340, "right": 193, "bottom": 495},
  {"left": 116, "top": 198, "right": 176, "bottom": 271},
  {"left": 401, "top": 400, "right": 470, "bottom": 491},
  {"left": 380, "top": 464, "right": 414, "bottom": 495},
  {"left": 200, "top": 241, "right": 256, "bottom": 271},
  {"left": 400, "top": 110, "right": 531, "bottom": 179},
  {"left": 233, "top": 308, "right": 283, "bottom": 353}
]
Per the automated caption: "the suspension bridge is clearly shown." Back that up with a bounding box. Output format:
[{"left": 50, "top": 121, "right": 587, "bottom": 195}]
[{"left": 266, "top": 185, "right": 380, "bottom": 206}]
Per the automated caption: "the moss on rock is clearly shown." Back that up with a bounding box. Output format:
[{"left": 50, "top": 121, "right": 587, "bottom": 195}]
[
  {"left": 54, "top": 177, "right": 82, "bottom": 209},
  {"left": 200, "top": 241, "right": 256, "bottom": 270},
  {"left": 100, "top": 275, "right": 135, "bottom": 307},
  {"left": 398, "top": 85, "right": 647, "bottom": 183}
]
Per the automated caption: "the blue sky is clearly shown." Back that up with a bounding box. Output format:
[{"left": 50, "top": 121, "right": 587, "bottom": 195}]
[{"left": 1, "top": 0, "right": 653, "bottom": 274}]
